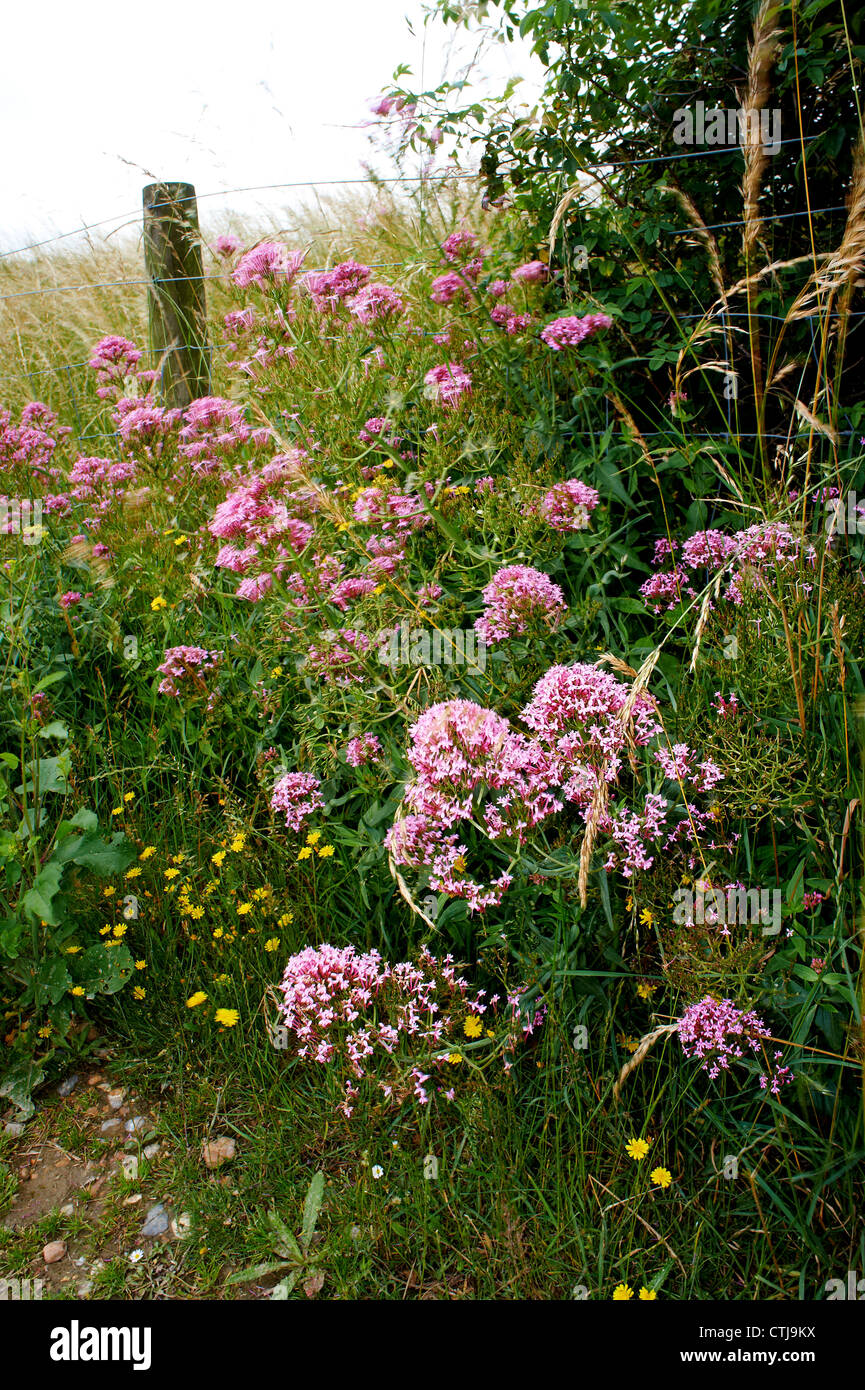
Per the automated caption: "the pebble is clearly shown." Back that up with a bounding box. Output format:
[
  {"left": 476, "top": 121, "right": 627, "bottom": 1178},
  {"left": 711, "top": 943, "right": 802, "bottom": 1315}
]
[
  {"left": 86, "top": 1074, "right": 103, "bottom": 1087},
  {"left": 125, "top": 1116, "right": 149, "bottom": 1136},
  {"left": 3, "top": 1121, "right": 25, "bottom": 1138},
  {"left": 123, "top": 1193, "right": 142, "bottom": 1207},
  {"left": 170, "top": 1212, "right": 191, "bottom": 1238},
  {"left": 142, "top": 1142, "right": 160, "bottom": 1160},
  {"left": 120, "top": 1154, "right": 139, "bottom": 1180},
  {"left": 202, "top": 1136, "right": 236, "bottom": 1168},
  {"left": 57, "top": 1074, "right": 79, "bottom": 1098},
  {"left": 60, "top": 1202, "right": 75, "bottom": 1217},
  {"left": 107, "top": 1089, "right": 126, "bottom": 1110},
  {"left": 100, "top": 1119, "right": 123, "bottom": 1136},
  {"left": 43, "top": 1240, "right": 67, "bottom": 1265},
  {"left": 140, "top": 1203, "right": 169, "bottom": 1238}
]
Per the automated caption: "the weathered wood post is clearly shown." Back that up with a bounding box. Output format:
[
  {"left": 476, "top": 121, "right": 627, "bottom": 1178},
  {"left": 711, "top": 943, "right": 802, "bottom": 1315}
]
[{"left": 142, "top": 182, "right": 211, "bottom": 408}]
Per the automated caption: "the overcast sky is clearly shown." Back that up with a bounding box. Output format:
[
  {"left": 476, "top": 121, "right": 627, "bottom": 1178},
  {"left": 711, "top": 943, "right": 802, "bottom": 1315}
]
[{"left": 1, "top": 0, "right": 543, "bottom": 254}]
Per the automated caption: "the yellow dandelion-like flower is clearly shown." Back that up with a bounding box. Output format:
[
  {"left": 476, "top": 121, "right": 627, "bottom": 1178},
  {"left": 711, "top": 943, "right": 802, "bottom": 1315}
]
[
  {"left": 612, "top": 1284, "right": 634, "bottom": 1301},
  {"left": 135, "top": 960, "right": 147, "bottom": 971},
  {"left": 297, "top": 846, "right": 313, "bottom": 861},
  {"left": 38, "top": 1025, "right": 52, "bottom": 1038},
  {"left": 252, "top": 887, "right": 268, "bottom": 901},
  {"left": 214, "top": 1008, "right": 239, "bottom": 1027},
  {"left": 65, "top": 945, "right": 82, "bottom": 955},
  {"left": 486, "top": 1028, "right": 495, "bottom": 1039},
  {"left": 103, "top": 886, "right": 115, "bottom": 897},
  {"left": 139, "top": 846, "right": 156, "bottom": 861},
  {"left": 626, "top": 1138, "right": 651, "bottom": 1162},
  {"left": 71, "top": 986, "right": 85, "bottom": 997},
  {"left": 123, "top": 791, "right": 135, "bottom": 802},
  {"left": 171, "top": 853, "right": 185, "bottom": 865},
  {"left": 650, "top": 1167, "right": 672, "bottom": 1189},
  {"left": 211, "top": 850, "right": 226, "bottom": 867},
  {"left": 99, "top": 924, "right": 112, "bottom": 936},
  {"left": 151, "top": 596, "right": 168, "bottom": 610},
  {"left": 212, "top": 927, "right": 224, "bottom": 940},
  {"left": 448, "top": 1052, "right": 463, "bottom": 1064},
  {"left": 639, "top": 908, "right": 654, "bottom": 928},
  {"left": 111, "top": 806, "right": 123, "bottom": 816},
  {"left": 270, "top": 666, "right": 283, "bottom": 678},
  {"left": 133, "top": 986, "right": 146, "bottom": 1001},
  {"left": 264, "top": 938, "right": 280, "bottom": 952},
  {"left": 306, "top": 830, "right": 322, "bottom": 846},
  {"left": 125, "top": 866, "right": 142, "bottom": 880},
  {"left": 317, "top": 845, "right": 334, "bottom": 858},
  {"left": 636, "top": 982, "right": 656, "bottom": 999},
  {"left": 237, "top": 903, "right": 253, "bottom": 916},
  {"left": 214, "top": 973, "right": 231, "bottom": 985},
  {"left": 278, "top": 912, "right": 293, "bottom": 927},
  {"left": 463, "top": 1015, "right": 483, "bottom": 1039},
  {"left": 112, "top": 924, "right": 127, "bottom": 938},
  {"left": 186, "top": 992, "right": 208, "bottom": 1008},
  {"left": 164, "top": 867, "right": 180, "bottom": 880},
  {"left": 230, "top": 835, "right": 245, "bottom": 852},
  {"left": 639, "top": 1287, "right": 658, "bottom": 1300}
]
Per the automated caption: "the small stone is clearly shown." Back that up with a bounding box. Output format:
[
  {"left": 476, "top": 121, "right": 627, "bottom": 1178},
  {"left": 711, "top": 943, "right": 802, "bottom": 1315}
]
[
  {"left": 202, "top": 1136, "right": 236, "bottom": 1169},
  {"left": 60, "top": 1202, "right": 75, "bottom": 1217},
  {"left": 3, "top": 1121, "right": 25, "bottom": 1138},
  {"left": 142, "top": 1142, "right": 160, "bottom": 1161},
  {"left": 43, "top": 1240, "right": 67, "bottom": 1265},
  {"left": 100, "top": 1119, "right": 123, "bottom": 1136},
  {"left": 125, "top": 1116, "right": 149, "bottom": 1136},
  {"left": 123, "top": 1193, "right": 142, "bottom": 1207},
  {"left": 77, "top": 1280, "right": 94, "bottom": 1297},
  {"left": 140, "top": 1203, "right": 169, "bottom": 1238},
  {"left": 170, "top": 1212, "right": 191, "bottom": 1238},
  {"left": 87, "top": 1073, "right": 103, "bottom": 1086},
  {"left": 17, "top": 1166, "right": 30, "bottom": 1181},
  {"left": 107, "top": 1089, "right": 126, "bottom": 1110},
  {"left": 120, "top": 1154, "right": 139, "bottom": 1180},
  {"left": 57, "top": 1073, "right": 79, "bottom": 1098}
]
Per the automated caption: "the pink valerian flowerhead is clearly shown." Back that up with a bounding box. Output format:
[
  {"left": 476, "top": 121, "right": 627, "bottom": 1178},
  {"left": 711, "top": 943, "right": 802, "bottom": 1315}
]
[
  {"left": 442, "top": 230, "right": 479, "bottom": 263},
  {"left": 20, "top": 401, "right": 60, "bottom": 432},
  {"left": 430, "top": 272, "right": 472, "bottom": 306},
  {"left": 540, "top": 479, "right": 600, "bottom": 532},
  {"left": 488, "top": 279, "right": 509, "bottom": 299},
  {"left": 668, "top": 388, "right": 688, "bottom": 414},
  {"left": 424, "top": 362, "right": 472, "bottom": 409},
  {"left": 677, "top": 995, "right": 770, "bottom": 1079},
  {"left": 713, "top": 691, "right": 740, "bottom": 718},
  {"left": 810, "top": 956, "right": 825, "bottom": 972},
  {"left": 59, "top": 590, "right": 82, "bottom": 609},
  {"left": 369, "top": 94, "right": 397, "bottom": 116},
  {"left": 270, "top": 770, "right": 325, "bottom": 833},
  {"left": 803, "top": 890, "right": 827, "bottom": 910},
  {"left": 474, "top": 564, "right": 567, "bottom": 645},
  {"left": 345, "top": 732, "right": 383, "bottom": 767},
  {"left": 512, "top": 259, "right": 548, "bottom": 284},
  {"left": 88, "top": 335, "right": 142, "bottom": 375},
  {"left": 232, "top": 243, "right": 306, "bottom": 290},
  {"left": 304, "top": 260, "right": 372, "bottom": 310},
  {"left": 521, "top": 662, "right": 662, "bottom": 768},
  {"left": 212, "top": 234, "right": 240, "bottom": 257},
  {"left": 349, "top": 282, "right": 404, "bottom": 324},
  {"left": 156, "top": 645, "right": 221, "bottom": 697},
  {"left": 490, "top": 304, "right": 533, "bottom": 335},
  {"left": 476, "top": 475, "right": 495, "bottom": 494},
  {"left": 540, "top": 313, "right": 613, "bottom": 350},
  {"left": 417, "top": 581, "right": 443, "bottom": 604}
]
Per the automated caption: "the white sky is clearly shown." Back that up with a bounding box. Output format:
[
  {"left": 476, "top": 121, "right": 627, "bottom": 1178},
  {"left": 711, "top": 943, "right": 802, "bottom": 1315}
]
[{"left": 1, "top": 0, "right": 544, "bottom": 254}]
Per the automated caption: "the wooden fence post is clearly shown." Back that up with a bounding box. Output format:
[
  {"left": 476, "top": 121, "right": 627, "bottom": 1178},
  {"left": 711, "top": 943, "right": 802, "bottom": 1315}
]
[{"left": 142, "top": 182, "right": 211, "bottom": 409}]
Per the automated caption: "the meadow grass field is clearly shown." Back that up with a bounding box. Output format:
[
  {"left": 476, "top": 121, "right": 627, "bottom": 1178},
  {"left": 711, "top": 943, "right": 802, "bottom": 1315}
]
[{"left": 1, "top": 0, "right": 865, "bottom": 1303}]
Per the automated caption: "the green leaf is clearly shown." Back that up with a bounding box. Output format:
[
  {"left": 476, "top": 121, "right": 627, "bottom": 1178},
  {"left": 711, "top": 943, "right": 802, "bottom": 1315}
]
[
  {"left": 266, "top": 1210, "right": 302, "bottom": 1262},
  {"left": 301, "top": 1170, "right": 325, "bottom": 1253},
  {"left": 52, "top": 831, "right": 136, "bottom": 876},
  {"left": 0, "top": 1055, "right": 46, "bottom": 1118},
  {"left": 22, "top": 861, "right": 66, "bottom": 924},
  {"left": 76, "top": 942, "right": 135, "bottom": 995},
  {"left": 38, "top": 721, "right": 69, "bottom": 741}
]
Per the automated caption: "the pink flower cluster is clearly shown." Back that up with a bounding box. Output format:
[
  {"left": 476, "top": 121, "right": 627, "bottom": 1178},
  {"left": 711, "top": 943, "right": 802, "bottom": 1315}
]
[
  {"left": 232, "top": 243, "right": 306, "bottom": 290},
  {"left": 349, "top": 282, "right": 404, "bottom": 324},
  {"left": 304, "top": 260, "right": 371, "bottom": 310},
  {"left": 540, "top": 313, "right": 613, "bottom": 350},
  {"left": 641, "top": 521, "right": 816, "bottom": 612},
  {"left": 270, "top": 771, "right": 325, "bottom": 833},
  {"left": 678, "top": 995, "right": 792, "bottom": 1095},
  {"left": 539, "top": 479, "right": 600, "bottom": 532},
  {"left": 157, "top": 645, "right": 221, "bottom": 697},
  {"left": 424, "top": 362, "right": 472, "bottom": 408},
  {"left": 474, "top": 564, "right": 567, "bottom": 645},
  {"left": 345, "top": 732, "right": 383, "bottom": 766},
  {"left": 88, "top": 336, "right": 142, "bottom": 397},
  {"left": 276, "top": 942, "right": 531, "bottom": 1116}
]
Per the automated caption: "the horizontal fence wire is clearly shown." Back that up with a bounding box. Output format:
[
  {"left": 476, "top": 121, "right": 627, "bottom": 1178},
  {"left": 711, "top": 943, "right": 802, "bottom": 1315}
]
[{"left": 0, "top": 134, "right": 827, "bottom": 262}]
